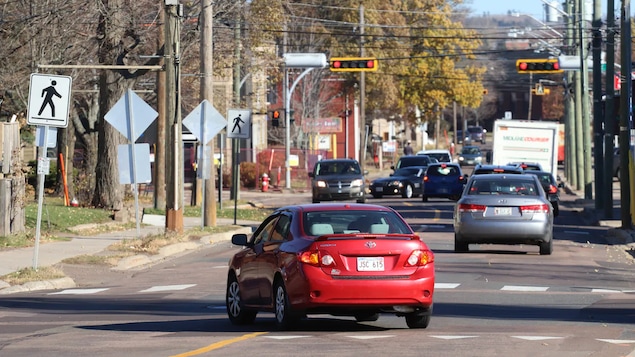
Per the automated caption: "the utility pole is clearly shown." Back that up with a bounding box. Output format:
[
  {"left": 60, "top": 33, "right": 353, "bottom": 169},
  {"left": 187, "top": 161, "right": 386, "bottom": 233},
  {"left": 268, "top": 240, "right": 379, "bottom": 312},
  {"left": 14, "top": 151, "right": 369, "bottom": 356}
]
[
  {"left": 164, "top": 0, "right": 183, "bottom": 232},
  {"left": 564, "top": 0, "right": 577, "bottom": 188},
  {"left": 579, "top": 0, "right": 593, "bottom": 199},
  {"left": 359, "top": 4, "right": 366, "bottom": 169},
  {"left": 574, "top": 0, "right": 584, "bottom": 192},
  {"left": 619, "top": 0, "right": 632, "bottom": 229},
  {"left": 200, "top": 0, "right": 217, "bottom": 226},
  {"left": 155, "top": 7, "right": 166, "bottom": 210},
  {"left": 592, "top": 0, "right": 604, "bottom": 210},
  {"left": 528, "top": 72, "right": 533, "bottom": 120},
  {"left": 604, "top": 0, "right": 616, "bottom": 219}
]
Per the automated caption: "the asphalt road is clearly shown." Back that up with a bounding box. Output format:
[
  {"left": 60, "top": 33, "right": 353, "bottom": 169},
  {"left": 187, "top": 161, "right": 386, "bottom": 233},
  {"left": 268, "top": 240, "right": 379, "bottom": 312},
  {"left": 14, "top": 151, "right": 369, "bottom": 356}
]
[{"left": 1, "top": 185, "right": 635, "bottom": 356}]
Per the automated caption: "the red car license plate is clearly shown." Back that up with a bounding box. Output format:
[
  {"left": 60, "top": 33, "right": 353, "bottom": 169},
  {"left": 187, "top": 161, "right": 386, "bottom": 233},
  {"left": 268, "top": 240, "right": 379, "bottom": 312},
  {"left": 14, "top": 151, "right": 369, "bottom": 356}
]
[{"left": 357, "top": 257, "right": 384, "bottom": 271}]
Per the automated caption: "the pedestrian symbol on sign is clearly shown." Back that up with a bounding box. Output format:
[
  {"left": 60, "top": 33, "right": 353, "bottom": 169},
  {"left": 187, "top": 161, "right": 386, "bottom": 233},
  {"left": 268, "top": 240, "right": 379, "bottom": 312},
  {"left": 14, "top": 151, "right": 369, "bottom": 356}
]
[
  {"left": 232, "top": 114, "right": 245, "bottom": 134},
  {"left": 38, "top": 80, "right": 62, "bottom": 117}
]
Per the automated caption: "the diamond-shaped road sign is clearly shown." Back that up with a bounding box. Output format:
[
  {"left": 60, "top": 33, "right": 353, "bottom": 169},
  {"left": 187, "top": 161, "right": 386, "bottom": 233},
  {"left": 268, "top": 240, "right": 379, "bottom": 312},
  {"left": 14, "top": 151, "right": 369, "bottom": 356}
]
[
  {"left": 182, "top": 100, "right": 228, "bottom": 145},
  {"left": 227, "top": 109, "right": 251, "bottom": 139},
  {"left": 105, "top": 89, "right": 158, "bottom": 142},
  {"left": 27, "top": 73, "right": 73, "bottom": 128}
]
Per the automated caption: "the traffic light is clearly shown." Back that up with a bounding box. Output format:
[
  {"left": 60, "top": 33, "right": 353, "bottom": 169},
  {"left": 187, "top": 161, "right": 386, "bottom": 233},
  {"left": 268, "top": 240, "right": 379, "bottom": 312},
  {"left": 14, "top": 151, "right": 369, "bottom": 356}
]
[
  {"left": 516, "top": 59, "right": 563, "bottom": 74},
  {"left": 270, "top": 110, "right": 281, "bottom": 127},
  {"left": 329, "top": 57, "right": 378, "bottom": 72}
]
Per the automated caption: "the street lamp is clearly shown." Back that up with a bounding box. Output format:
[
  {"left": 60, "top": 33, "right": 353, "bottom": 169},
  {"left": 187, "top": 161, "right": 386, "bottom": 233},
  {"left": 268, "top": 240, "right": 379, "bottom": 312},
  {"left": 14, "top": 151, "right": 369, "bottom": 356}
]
[{"left": 282, "top": 53, "right": 328, "bottom": 189}]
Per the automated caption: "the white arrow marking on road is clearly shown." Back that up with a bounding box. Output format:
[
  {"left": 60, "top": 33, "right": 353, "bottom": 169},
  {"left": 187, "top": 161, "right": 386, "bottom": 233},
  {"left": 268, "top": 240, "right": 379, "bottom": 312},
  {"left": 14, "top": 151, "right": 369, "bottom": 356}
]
[
  {"left": 596, "top": 339, "right": 635, "bottom": 344},
  {"left": 435, "top": 283, "right": 460, "bottom": 289},
  {"left": 501, "top": 285, "right": 549, "bottom": 292},
  {"left": 49, "top": 288, "right": 109, "bottom": 295},
  {"left": 265, "top": 336, "right": 311, "bottom": 340},
  {"left": 348, "top": 335, "right": 394, "bottom": 340},
  {"left": 139, "top": 284, "right": 196, "bottom": 292},
  {"left": 430, "top": 336, "right": 478, "bottom": 340},
  {"left": 512, "top": 336, "right": 563, "bottom": 341}
]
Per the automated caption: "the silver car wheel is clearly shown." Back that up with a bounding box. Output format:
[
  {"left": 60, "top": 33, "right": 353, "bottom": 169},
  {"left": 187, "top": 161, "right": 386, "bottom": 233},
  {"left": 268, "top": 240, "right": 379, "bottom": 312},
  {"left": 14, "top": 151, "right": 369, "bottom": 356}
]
[{"left": 227, "top": 281, "right": 241, "bottom": 317}]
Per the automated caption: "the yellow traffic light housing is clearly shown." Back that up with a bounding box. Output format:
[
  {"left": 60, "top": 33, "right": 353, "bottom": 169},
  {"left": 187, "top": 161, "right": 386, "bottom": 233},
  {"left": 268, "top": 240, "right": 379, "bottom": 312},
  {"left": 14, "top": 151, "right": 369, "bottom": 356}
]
[
  {"left": 516, "top": 59, "right": 563, "bottom": 74},
  {"left": 329, "top": 57, "right": 378, "bottom": 72}
]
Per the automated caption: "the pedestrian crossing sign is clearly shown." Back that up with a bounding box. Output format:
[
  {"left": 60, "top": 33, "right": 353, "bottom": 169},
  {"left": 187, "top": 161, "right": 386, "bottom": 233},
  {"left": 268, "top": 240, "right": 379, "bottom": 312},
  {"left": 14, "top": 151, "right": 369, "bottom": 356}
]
[
  {"left": 227, "top": 109, "right": 251, "bottom": 139},
  {"left": 27, "top": 73, "right": 72, "bottom": 128}
]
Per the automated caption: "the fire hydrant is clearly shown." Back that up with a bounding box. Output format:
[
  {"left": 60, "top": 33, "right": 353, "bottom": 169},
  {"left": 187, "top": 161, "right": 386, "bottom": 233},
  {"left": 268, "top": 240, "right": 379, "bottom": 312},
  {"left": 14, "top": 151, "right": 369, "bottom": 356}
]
[{"left": 261, "top": 173, "right": 270, "bottom": 192}]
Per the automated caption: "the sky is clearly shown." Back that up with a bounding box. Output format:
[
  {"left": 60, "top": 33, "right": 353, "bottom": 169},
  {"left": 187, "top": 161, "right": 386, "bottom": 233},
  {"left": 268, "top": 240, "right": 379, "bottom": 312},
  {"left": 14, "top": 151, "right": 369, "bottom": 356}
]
[{"left": 468, "top": 0, "right": 547, "bottom": 18}]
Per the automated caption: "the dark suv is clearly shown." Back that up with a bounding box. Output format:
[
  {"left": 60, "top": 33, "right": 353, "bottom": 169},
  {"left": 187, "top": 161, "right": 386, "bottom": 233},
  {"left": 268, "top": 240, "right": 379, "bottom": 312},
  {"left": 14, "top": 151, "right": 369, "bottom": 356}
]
[
  {"left": 467, "top": 126, "right": 485, "bottom": 144},
  {"left": 392, "top": 155, "right": 437, "bottom": 170},
  {"left": 309, "top": 159, "right": 367, "bottom": 203}
]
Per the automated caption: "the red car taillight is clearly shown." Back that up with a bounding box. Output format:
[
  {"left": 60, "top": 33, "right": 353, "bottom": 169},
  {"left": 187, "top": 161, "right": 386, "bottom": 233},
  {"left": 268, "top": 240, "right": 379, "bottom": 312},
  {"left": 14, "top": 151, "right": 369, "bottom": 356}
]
[
  {"left": 299, "top": 250, "right": 336, "bottom": 267},
  {"left": 548, "top": 185, "right": 558, "bottom": 194},
  {"left": 520, "top": 204, "right": 550, "bottom": 214},
  {"left": 404, "top": 249, "right": 435, "bottom": 267},
  {"left": 458, "top": 203, "right": 486, "bottom": 212},
  {"left": 423, "top": 176, "right": 429, "bottom": 182}
]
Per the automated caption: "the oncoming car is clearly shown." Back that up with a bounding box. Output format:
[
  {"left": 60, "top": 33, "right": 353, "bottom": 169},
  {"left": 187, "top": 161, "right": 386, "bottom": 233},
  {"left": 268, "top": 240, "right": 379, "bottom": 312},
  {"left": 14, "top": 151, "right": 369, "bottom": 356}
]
[
  {"left": 309, "top": 159, "right": 366, "bottom": 204},
  {"left": 226, "top": 203, "right": 435, "bottom": 329},
  {"left": 453, "top": 174, "right": 554, "bottom": 255}
]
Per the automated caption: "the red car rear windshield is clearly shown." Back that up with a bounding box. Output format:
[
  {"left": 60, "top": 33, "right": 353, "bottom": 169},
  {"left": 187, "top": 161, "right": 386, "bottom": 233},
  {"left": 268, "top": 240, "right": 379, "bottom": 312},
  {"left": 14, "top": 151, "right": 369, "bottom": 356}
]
[{"left": 303, "top": 210, "right": 413, "bottom": 236}]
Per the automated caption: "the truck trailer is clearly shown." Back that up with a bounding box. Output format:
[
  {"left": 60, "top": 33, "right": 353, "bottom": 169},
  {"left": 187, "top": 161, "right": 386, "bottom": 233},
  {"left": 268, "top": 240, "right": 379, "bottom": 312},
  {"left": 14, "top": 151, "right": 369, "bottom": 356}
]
[{"left": 491, "top": 120, "right": 559, "bottom": 175}]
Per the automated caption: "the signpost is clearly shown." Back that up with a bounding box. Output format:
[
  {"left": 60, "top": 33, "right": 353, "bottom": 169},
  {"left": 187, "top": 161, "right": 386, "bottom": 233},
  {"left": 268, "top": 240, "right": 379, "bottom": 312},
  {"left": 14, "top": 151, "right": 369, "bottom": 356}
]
[
  {"left": 182, "top": 100, "right": 228, "bottom": 226},
  {"left": 105, "top": 89, "right": 158, "bottom": 236},
  {"left": 27, "top": 73, "right": 72, "bottom": 269}
]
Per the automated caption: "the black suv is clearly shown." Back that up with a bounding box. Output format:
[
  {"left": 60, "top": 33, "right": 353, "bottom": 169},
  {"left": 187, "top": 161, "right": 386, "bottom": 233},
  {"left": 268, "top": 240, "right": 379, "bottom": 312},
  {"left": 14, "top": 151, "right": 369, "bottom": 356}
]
[
  {"left": 309, "top": 159, "right": 367, "bottom": 204},
  {"left": 392, "top": 155, "right": 437, "bottom": 170},
  {"left": 472, "top": 164, "right": 524, "bottom": 175}
]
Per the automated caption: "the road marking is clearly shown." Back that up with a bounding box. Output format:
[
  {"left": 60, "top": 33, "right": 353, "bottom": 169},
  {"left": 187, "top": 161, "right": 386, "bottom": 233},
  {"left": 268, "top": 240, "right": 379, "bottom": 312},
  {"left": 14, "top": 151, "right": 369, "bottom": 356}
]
[
  {"left": 435, "top": 283, "right": 460, "bottom": 289},
  {"left": 265, "top": 335, "right": 311, "bottom": 340},
  {"left": 348, "top": 335, "right": 394, "bottom": 339},
  {"left": 563, "top": 230, "right": 589, "bottom": 235},
  {"left": 212, "top": 265, "right": 227, "bottom": 269},
  {"left": 501, "top": 285, "right": 549, "bottom": 292},
  {"left": 430, "top": 335, "right": 477, "bottom": 339},
  {"left": 139, "top": 284, "right": 196, "bottom": 292},
  {"left": 49, "top": 288, "right": 109, "bottom": 295},
  {"left": 170, "top": 332, "right": 267, "bottom": 357},
  {"left": 591, "top": 288, "right": 622, "bottom": 293},
  {"left": 512, "top": 336, "right": 563, "bottom": 341},
  {"left": 597, "top": 339, "right": 635, "bottom": 344}
]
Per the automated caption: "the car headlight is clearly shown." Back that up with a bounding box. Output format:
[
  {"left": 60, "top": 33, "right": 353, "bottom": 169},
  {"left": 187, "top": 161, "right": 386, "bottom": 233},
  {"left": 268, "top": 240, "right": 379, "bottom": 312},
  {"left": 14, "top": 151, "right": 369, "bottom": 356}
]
[
  {"left": 316, "top": 180, "right": 327, "bottom": 188},
  {"left": 458, "top": 156, "right": 464, "bottom": 161},
  {"left": 351, "top": 179, "right": 364, "bottom": 187},
  {"left": 390, "top": 180, "right": 401, "bottom": 186},
  {"left": 476, "top": 157, "right": 483, "bottom": 162}
]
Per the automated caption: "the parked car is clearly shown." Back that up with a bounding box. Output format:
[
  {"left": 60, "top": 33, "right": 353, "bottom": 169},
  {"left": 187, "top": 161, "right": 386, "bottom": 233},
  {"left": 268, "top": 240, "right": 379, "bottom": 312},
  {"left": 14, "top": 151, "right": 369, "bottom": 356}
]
[
  {"left": 309, "top": 159, "right": 367, "bottom": 204},
  {"left": 472, "top": 164, "right": 524, "bottom": 175},
  {"left": 369, "top": 166, "right": 425, "bottom": 198},
  {"left": 524, "top": 170, "right": 562, "bottom": 216},
  {"left": 392, "top": 154, "right": 437, "bottom": 170},
  {"left": 457, "top": 146, "right": 483, "bottom": 166},
  {"left": 416, "top": 149, "right": 452, "bottom": 163},
  {"left": 467, "top": 126, "right": 486, "bottom": 144},
  {"left": 422, "top": 163, "right": 468, "bottom": 202},
  {"left": 226, "top": 203, "right": 435, "bottom": 329},
  {"left": 454, "top": 174, "right": 554, "bottom": 255},
  {"left": 508, "top": 162, "right": 543, "bottom": 172}
]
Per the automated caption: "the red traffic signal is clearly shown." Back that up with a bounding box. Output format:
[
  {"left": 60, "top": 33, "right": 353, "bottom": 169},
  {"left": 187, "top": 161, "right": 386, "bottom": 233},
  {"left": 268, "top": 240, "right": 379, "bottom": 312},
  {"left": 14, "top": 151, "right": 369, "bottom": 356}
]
[
  {"left": 329, "top": 57, "right": 378, "bottom": 72},
  {"left": 516, "top": 59, "right": 563, "bottom": 74}
]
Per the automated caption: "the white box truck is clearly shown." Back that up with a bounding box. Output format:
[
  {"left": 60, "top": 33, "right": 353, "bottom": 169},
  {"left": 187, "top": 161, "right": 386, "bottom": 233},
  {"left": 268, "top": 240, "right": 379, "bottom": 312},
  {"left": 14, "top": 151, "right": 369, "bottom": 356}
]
[{"left": 491, "top": 120, "right": 559, "bottom": 175}]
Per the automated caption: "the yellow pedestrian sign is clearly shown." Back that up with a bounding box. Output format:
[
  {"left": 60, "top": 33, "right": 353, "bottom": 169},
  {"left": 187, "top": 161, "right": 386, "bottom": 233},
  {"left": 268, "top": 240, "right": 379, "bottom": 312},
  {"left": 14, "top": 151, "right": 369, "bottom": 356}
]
[{"left": 27, "top": 73, "right": 72, "bottom": 128}]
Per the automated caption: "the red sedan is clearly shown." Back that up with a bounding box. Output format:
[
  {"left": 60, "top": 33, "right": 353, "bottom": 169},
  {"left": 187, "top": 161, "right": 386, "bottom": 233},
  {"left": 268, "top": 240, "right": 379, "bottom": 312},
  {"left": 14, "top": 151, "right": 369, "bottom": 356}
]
[{"left": 226, "top": 203, "right": 435, "bottom": 329}]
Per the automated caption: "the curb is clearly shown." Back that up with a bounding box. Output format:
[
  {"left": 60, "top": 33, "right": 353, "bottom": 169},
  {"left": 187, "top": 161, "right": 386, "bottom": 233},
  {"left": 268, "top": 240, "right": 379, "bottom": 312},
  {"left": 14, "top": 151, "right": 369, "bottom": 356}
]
[{"left": 0, "top": 226, "right": 252, "bottom": 295}]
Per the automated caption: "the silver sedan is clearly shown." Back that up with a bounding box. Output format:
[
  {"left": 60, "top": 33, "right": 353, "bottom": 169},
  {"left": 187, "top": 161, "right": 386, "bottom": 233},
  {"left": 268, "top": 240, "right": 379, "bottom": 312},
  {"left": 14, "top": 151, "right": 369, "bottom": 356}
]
[{"left": 453, "top": 174, "right": 554, "bottom": 255}]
